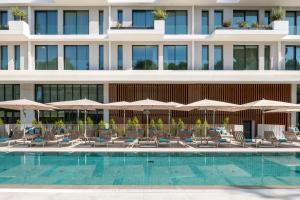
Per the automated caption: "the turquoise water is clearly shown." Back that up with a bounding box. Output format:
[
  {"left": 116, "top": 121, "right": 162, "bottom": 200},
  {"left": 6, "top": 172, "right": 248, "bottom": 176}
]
[{"left": 0, "top": 152, "right": 300, "bottom": 186}]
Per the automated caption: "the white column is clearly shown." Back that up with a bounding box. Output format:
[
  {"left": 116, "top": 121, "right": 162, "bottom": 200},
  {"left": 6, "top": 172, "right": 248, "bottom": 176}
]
[
  {"left": 8, "top": 45, "right": 14, "bottom": 70},
  {"left": 58, "top": 9, "right": 63, "bottom": 35},
  {"left": 20, "top": 84, "right": 35, "bottom": 124},
  {"left": 27, "top": 6, "right": 32, "bottom": 34},
  {"left": 209, "top": 44, "right": 214, "bottom": 70},
  {"left": 108, "top": 41, "right": 111, "bottom": 70},
  {"left": 58, "top": 44, "right": 64, "bottom": 70},
  {"left": 89, "top": 44, "right": 99, "bottom": 70},
  {"left": 278, "top": 41, "right": 282, "bottom": 70},
  {"left": 291, "top": 84, "right": 297, "bottom": 127},
  {"left": 103, "top": 83, "right": 109, "bottom": 123},
  {"left": 192, "top": 41, "right": 195, "bottom": 70},
  {"left": 259, "top": 45, "right": 264, "bottom": 70},
  {"left": 89, "top": 8, "right": 98, "bottom": 35},
  {"left": 108, "top": 5, "right": 112, "bottom": 30},
  {"left": 159, "top": 44, "right": 163, "bottom": 70},
  {"left": 27, "top": 41, "right": 32, "bottom": 70},
  {"left": 192, "top": 5, "right": 195, "bottom": 35},
  {"left": 224, "top": 43, "right": 233, "bottom": 70}
]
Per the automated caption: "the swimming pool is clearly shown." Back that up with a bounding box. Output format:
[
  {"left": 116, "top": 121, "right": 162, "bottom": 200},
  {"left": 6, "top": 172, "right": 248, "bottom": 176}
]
[{"left": 0, "top": 152, "right": 299, "bottom": 186}]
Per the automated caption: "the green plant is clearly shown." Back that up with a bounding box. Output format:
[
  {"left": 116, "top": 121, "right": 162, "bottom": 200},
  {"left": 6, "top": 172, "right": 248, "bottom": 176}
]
[
  {"left": 270, "top": 7, "right": 284, "bottom": 21},
  {"left": 116, "top": 22, "right": 122, "bottom": 28},
  {"left": 87, "top": 117, "right": 94, "bottom": 129},
  {"left": 223, "top": 20, "right": 231, "bottom": 28},
  {"left": 222, "top": 117, "right": 230, "bottom": 129},
  {"left": 170, "top": 118, "right": 177, "bottom": 136},
  {"left": 156, "top": 118, "right": 164, "bottom": 131},
  {"left": 98, "top": 120, "right": 106, "bottom": 130},
  {"left": 194, "top": 119, "right": 202, "bottom": 137},
  {"left": 132, "top": 116, "right": 141, "bottom": 129},
  {"left": 78, "top": 120, "right": 84, "bottom": 131},
  {"left": 0, "top": 118, "right": 4, "bottom": 126},
  {"left": 177, "top": 118, "right": 185, "bottom": 130},
  {"left": 251, "top": 21, "right": 259, "bottom": 28},
  {"left": 55, "top": 119, "right": 64, "bottom": 129},
  {"left": 11, "top": 7, "right": 27, "bottom": 21},
  {"left": 150, "top": 119, "right": 156, "bottom": 129},
  {"left": 153, "top": 8, "right": 168, "bottom": 20},
  {"left": 200, "top": 120, "right": 208, "bottom": 137},
  {"left": 238, "top": 21, "right": 248, "bottom": 28},
  {"left": 109, "top": 118, "right": 116, "bottom": 131},
  {"left": 16, "top": 119, "right": 21, "bottom": 129}
]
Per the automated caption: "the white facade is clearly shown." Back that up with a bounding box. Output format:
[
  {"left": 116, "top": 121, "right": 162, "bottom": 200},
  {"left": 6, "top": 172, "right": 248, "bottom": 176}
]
[{"left": 0, "top": 0, "right": 300, "bottom": 125}]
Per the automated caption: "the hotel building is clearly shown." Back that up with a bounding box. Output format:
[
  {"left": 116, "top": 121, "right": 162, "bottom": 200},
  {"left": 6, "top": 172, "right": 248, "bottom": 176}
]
[{"left": 0, "top": 0, "right": 299, "bottom": 133}]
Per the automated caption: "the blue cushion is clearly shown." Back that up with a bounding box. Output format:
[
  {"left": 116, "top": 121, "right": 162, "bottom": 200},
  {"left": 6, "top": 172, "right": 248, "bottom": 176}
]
[
  {"left": 219, "top": 138, "right": 227, "bottom": 143},
  {"left": 245, "top": 139, "right": 253, "bottom": 143},
  {"left": 0, "top": 137, "right": 8, "bottom": 142},
  {"left": 96, "top": 137, "right": 106, "bottom": 143},
  {"left": 62, "top": 137, "right": 70, "bottom": 143},
  {"left": 127, "top": 137, "right": 135, "bottom": 143},
  {"left": 278, "top": 138, "right": 287, "bottom": 143},
  {"left": 184, "top": 138, "right": 193, "bottom": 143},
  {"left": 159, "top": 138, "right": 169, "bottom": 143},
  {"left": 34, "top": 137, "right": 44, "bottom": 142}
]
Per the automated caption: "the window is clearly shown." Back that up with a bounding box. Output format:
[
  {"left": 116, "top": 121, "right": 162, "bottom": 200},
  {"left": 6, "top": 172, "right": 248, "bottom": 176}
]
[
  {"left": 214, "top": 10, "right": 223, "bottom": 29},
  {"left": 214, "top": 45, "right": 223, "bottom": 70},
  {"left": 264, "top": 46, "right": 270, "bottom": 70},
  {"left": 286, "top": 11, "right": 300, "bottom": 35},
  {"left": 35, "top": 45, "right": 58, "bottom": 70},
  {"left": 132, "top": 45, "right": 158, "bottom": 70},
  {"left": 14, "top": 45, "right": 20, "bottom": 70},
  {"left": 64, "top": 10, "right": 89, "bottom": 34},
  {"left": 0, "top": 84, "right": 20, "bottom": 123},
  {"left": 35, "top": 11, "right": 57, "bottom": 34},
  {"left": 0, "top": 11, "right": 8, "bottom": 30},
  {"left": 0, "top": 46, "right": 8, "bottom": 70},
  {"left": 202, "top": 11, "right": 209, "bottom": 34},
  {"left": 233, "top": 45, "right": 258, "bottom": 70},
  {"left": 264, "top": 11, "right": 271, "bottom": 25},
  {"left": 164, "top": 45, "right": 187, "bottom": 70},
  {"left": 165, "top": 10, "right": 187, "bottom": 34},
  {"left": 202, "top": 45, "right": 209, "bottom": 70},
  {"left": 285, "top": 46, "right": 300, "bottom": 70},
  {"left": 64, "top": 45, "right": 89, "bottom": 70},
  {"left": 117, "top": 45, "right": 123, "bottom": 70},
  {"left": 233, "top": 10, "right": 258, "bottom": 27},
  {"left": 117, "top": 10, "right": 123, "bottom": 24},
  {"left": 99, "top": 45, "right": 104, "bottom": 70},
  {"left": 99, "top": 11, "right": 104, "bottom": 34},
  {"left": 35, "top": 84, "right": 103, "bottom": 124},
  {"left": 132, "top": 10, "right": 154, "bottom": 28}
]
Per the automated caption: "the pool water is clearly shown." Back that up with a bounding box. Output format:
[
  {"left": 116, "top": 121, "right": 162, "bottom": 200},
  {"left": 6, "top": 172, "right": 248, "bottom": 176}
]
[{"left": 0, "top": 152, "right": 300, "bottom": 186}]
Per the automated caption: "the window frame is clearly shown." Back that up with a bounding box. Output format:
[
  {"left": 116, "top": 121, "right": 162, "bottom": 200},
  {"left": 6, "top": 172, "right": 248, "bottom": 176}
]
[
  {"left": 35, "top": 45, "right": 58, "bottom": 70},
  {"left": 63, "top": 10, "right": 89, "bottom": 35},
  {"left": 163, "top": 45, "right": 188, "bottom": 70},
  {"left": 165, "top": 10, "right": 188, "bottom": 34},
  {"left": 132, "top": 45, "right": 159, "bottom": 70}
]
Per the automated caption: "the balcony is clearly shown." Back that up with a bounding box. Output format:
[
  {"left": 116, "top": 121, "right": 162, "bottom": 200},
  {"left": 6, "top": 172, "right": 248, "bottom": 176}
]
[
  {"left": 107, "top": 20, "right": 164, "bottom": 41},
  {"left": 210, "top": 20, "right": 289, "bottom": 41},
  {"left": 0, "top": 21, "right": 30, "bottom": 41}
]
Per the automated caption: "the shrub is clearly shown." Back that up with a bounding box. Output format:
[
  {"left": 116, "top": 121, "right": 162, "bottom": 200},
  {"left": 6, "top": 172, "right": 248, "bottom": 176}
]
[
  {"left": 238, "top": 21, "right": 248, "bottom": 28},
  {"left": 194, "top": 119, "right": 202, "bottom": 137},
  {"left": 222, "top": 117, "right": 230, "bottom": 129},
  {"left": 55, "top": 119, "right": 64, "bottom": 129},
  {"left": 98, "top": 120, "right": 106, "bottom": 130},
  {"left": 270, "top": 7, "right": 284, "bottom": 21},
  {"left": 222, "top": 20, "right": 231, "bottom": 28},
  {"left": 0, "top": 118, "right": 4, "bottom": 126},
  {"left": 150, "top": 119, "right": 156, "bottom": 129},
  {"left": 153, "top": 8, "right": 168, "bottom": 20},
  {"left": 109, "top": 118, "right": 116, "bottom": 131},
  {"left": 11, "top": 7, "right": 27, "bottom": 21},
  {"left": 177, "top": 118, "right": 185, "bottom": 130},
  {"left": 156, "top": 118, "right": 164, "bottom": 131},
  {"left": 251, "top": 21, "right": 259, "bottom": 28},
  {"left": 170, "top": 118, "right": 177, "bottom": 136}
]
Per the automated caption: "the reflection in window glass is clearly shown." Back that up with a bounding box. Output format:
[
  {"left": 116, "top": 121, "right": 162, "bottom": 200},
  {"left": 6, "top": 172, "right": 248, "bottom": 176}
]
[
  {"left": 36, "top": 45, "right": 58, "bottom": 70},
  {"left": 264, "top": 11, "right": 270, "bottom": 25},
  {"left": 233, "top": 45, "right": 258, "bottom": 70},
  {"left": 132, "top": 46, "right": 158, "bottom": 70},
  {"left": 0, "top": 11, "right": 8, "bottom": 29},
  {"left": 118, "top": 45, "right": 123, "bottom": 70},
  {"left": 164, "top": 45, "right": 187, "bottom": 70},
  {"left": 99, "top": 11, "right": 104, "bottom": 34},
  {"left": 264, "top": 46, "right": 270, "bottom": 70},
  {"left": 0, "top": 46, "right": 8, "bottom": 70},
  {"left": 64, "top": 11, "right": 89, "bottom": 34},
  {"left": 285, "top": 46, "right": 300, "bottom": 70},
  {"left": 202, "top": 45, "right": 209, "bottom": 70},
  {"left": 14, "top": 45, "right": 20, "bottom": 70},
  {"left": 214, "top": 45, "right": 223, "bottom": 70},
  {"left": 202, "top": 11, "right": 209, "bottom": 34},
  {"left": 35, "top": 11, "right": 58, "bottom": 34},
  {"left": 214, "top": 10, "right": 223, "bottom": 29},
  {"left": 165, "top": 10, "right": 187, "bottom": 34},
  {"left": 233, "top": 10, "right": 258, "bottom": 27},
  {"left": 132, "top": 10, "right": 154, "bottom": 28},
  {"left": 0, "top": 84, "right": 20, "bottom": 123},
  {"left": 64, "top": 45, "right": 89, "bottom": 70}
]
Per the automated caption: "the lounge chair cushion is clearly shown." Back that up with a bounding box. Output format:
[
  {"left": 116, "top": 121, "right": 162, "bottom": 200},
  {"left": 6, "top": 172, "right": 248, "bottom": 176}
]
[
  {"left": 96, "top": 137, "right": 106, "bottom": 143},
  {"left": 184, "top": 138, "right": 193, "bottom": 143},
  {"left": 62, "top": 137, "right": 70, "bottom": 143},
  {"left": 159, "top": 138, "right": 169, "bottom": 143},
  {"left": 127, "top": 137, "right": 135, "bottom": 143},
  {"left": 219, "top": 138, "right": 227, "bottom": 143},
  {"left": 0, "top": 137, "right": 9, "bottom": 142},
  {"left": 245, "top": 139, "right": 253, "bottom": 143},
  {"left": 34, "top": 137, "right": 45, "bottom": 143},
  {"left": 278, "top": 138, "right": 287, "bottom": 143}
]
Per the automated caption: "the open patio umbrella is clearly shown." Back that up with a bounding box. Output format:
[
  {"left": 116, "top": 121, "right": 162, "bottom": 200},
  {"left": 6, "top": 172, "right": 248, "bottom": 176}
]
[
  {"left": 237, "top": 99, "right": 300, "bottom": 136},
  {"left": 0, "top": 99, "right": 56, "bottom": 137},
  {"left": 180, "top": 99, "right": 239, "bottom": 137},
  {"left": 126, "top": 99, "right": 176, "bottom": 138},
  {"left": 265, "top": 108, "right": 300, "bottom": 128},
  {"left": 47, "top": 99, "right": 105, "bottom": 138}
]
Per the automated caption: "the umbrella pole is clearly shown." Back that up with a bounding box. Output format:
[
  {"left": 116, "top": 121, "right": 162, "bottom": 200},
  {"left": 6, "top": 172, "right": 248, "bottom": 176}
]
[
  {"left": 262, "top": 109, "right": 265, "bottom": 138},
  {"left": 37, "top": 110, "right": 40, "bottom": 123},
  {"left": 205, "top": 109, "right": 207, "bottom": 138},
  {"left": 147, "top": 112, "right": 149, "bottom": 139},
  {"left": 168, "top": 110, "right": 171, "bottom": 135},
  {"left": 123, "top": 109, "right": 126, "bottom": 135},
  {"left": 84, "top": 110, "right": 87, "bottom": 138},
  {"left": 213, "top": 110, "right": 215, "bottom": 128},
  {"left": 77, "top": 109, "right": 79, "bottom": 132}
]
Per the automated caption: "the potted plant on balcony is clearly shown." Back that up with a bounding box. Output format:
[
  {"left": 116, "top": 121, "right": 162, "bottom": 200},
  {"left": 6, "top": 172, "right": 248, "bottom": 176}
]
[
  {"left": 153, "top": 8, "right": 167, "bottom": 20},
  {"left": 11, "top": 7, "right": 27, "bottom": 21},
  {"left": 238, "top": 21, "right": 248, "bottom": 28},
  {"left": 251, "top": 21, "right": 259, "bottom": 29},
  {"left": 270, "top": 7, "right": 284, "bottom": 21},
  {"left": 222, "top": 20, "right": 231, "bottom": 28}
]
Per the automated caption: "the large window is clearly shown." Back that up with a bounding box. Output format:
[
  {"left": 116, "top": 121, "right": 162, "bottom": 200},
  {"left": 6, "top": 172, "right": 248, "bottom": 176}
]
[
  {"left": 132, "top": 45, "right": 158, "bottom": 70},
  {"left": 286, "top": 11, "right": 300, "bottom": 35},
  {"left": 233, "top": 10, "right": 258, "bottom": 27},
  {"left": 164, "top": 45, "right": 187, "bottom": 70},
  {"left": 202, "top": 45, "right": 209, "bottom": 70},
  {"left": 35, "top": 45, "right": 58, "bottom": 70},
  {"left": 35, "top": 11, "right": 57, "bottom": 34},
  {"left": 64, "top": 10, "right": 89, "bottom": 34},
  {"left": 202, "top": 11, "right": 209, "bottom": 34},
  {"left": 285, "top": 46, "right": 300, "bottom": 70},
  {"left": 214, "top": 10, "right": 223, "bottom": 29},
  {"left": 117, "top": 10, "right": 123, "bottom": 24},
  {"left": 264, "top": 45, "right": 270, "bottom": 70},
  {"left": 0, "top": 85, "right": 20, "bottom": 123},
  {"left": 99, "top": 11, "right": 104, "bottom": 34},
  {"left": 214, "top": 45, "right": 223, "bottom": 70},
  {"left": 132, "top": 10, "right": 154, "bottom": 28},
  {"left": 14, "top": 45, "right": 20, "bottom": 70},
  {"left": 264, "top": 11, "right": 271, "bottom": 25},
  {"left": 64, "top": 45, "right": 89, "bottom": 70},
  {"left": 165, "top": 10, "right": 187, "bottom": 34},
  {"left": 99, "top": 45, "right": 104, "bottom": 70},
  {"left": 0, "top": 46, "right": 8, "bottom": 70},
  {"left": 233, "top": 45, "right": 258, "bottom": 70},
  {"left": 0, "top": 11, "right": 8, "bottom": 30},
  {"left": 35, "top": 84, "right": 103, "bottom": 123},
  {"left": 117, "top": 45, "right": 123, "bottom": 70}
]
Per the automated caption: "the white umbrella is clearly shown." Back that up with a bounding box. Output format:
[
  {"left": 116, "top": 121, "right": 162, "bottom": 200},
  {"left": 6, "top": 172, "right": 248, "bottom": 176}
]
[
  {"left": 0, "top": 99, "right": 56, "bottom": 137},
  {"left": 47, "top": 99, "right": 105, "bottom": 138},
  {"left": 180, "top": 99, "right": 239, "bottom": 137},
  {"left": 126, "top": 99, "right": 175, "bottom": 138},
  {"left": 238, "top": 99, "right": 300, "bottom": 136},
  {"left": 266, "top": 108, "right": 300, "bottom": 127}
]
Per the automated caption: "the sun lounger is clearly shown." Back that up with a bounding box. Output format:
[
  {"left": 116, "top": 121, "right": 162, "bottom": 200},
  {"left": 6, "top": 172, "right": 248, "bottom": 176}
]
[
  {"left": 92, "top": 132, "right": 112, "bottom": 147},
  {"left": 283, "top": 131, "right": 300, "bottom": 144},
  {"left": 28, "top": 137, "right": 46, "bottom": 147},
  {"left": 262, "top": 131, "right": 288, "bottom": 147},
  {"left": 58, "top": 136, "right": 78, "bottom": 147},
  {"left": 207, "top": 130, "right": 230, "bottom": 147},
  {"left": 233, "top": 131, "right": 258, "bottom": 147}
]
